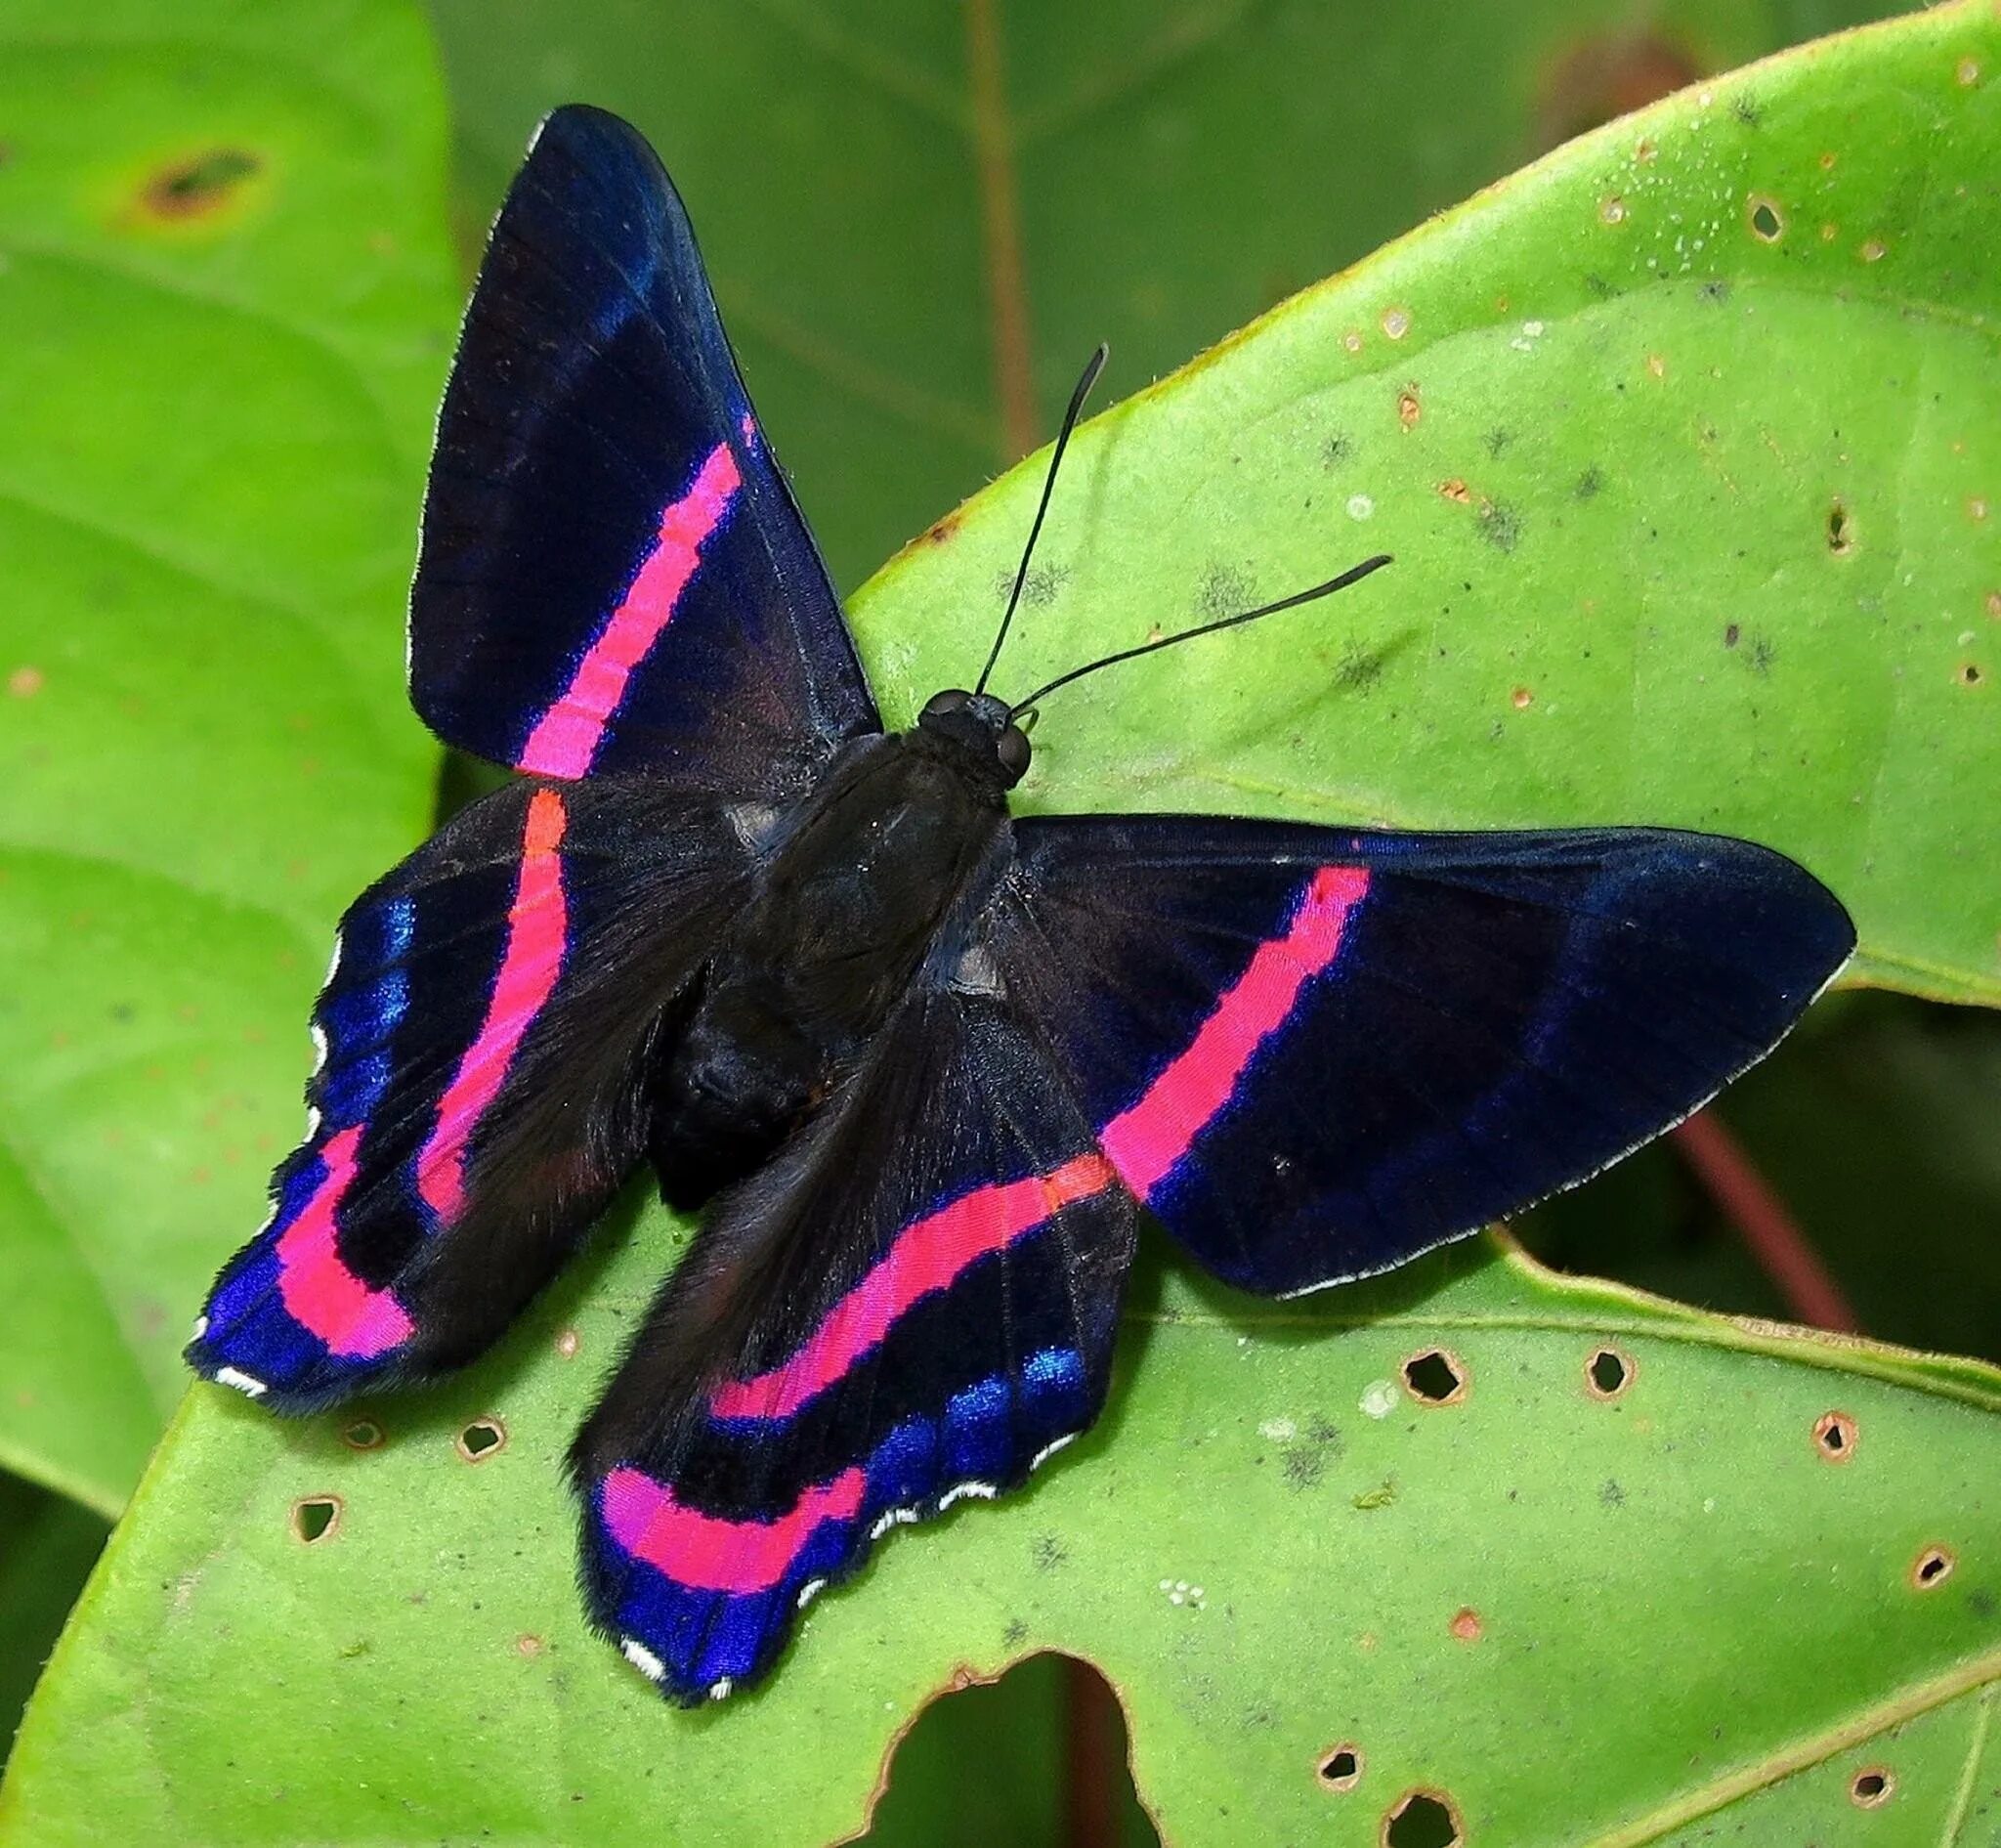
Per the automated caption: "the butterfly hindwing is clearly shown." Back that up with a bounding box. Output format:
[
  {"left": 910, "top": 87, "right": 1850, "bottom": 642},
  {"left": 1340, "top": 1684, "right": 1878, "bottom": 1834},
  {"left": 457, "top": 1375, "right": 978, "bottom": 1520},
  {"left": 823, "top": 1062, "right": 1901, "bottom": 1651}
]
[
  {"left": 188, "top": 779, "right": 755, "bottom": 1409},
  {"left": 997, "top": 816, "right": 1854, "bottom": 1295},
  {"left": 411, "top": 105, "right": 878, "bottom": 790},
  {"left": 572, "top": 971, "right": 1137, "bottom": 1703}
]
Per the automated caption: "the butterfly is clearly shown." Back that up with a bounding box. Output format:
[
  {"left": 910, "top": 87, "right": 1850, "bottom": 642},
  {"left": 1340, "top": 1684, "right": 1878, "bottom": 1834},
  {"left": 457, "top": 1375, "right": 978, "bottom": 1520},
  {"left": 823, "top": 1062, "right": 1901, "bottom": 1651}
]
[{"left": 188, "top": 104, "right": 1855, "bottom": 1706}]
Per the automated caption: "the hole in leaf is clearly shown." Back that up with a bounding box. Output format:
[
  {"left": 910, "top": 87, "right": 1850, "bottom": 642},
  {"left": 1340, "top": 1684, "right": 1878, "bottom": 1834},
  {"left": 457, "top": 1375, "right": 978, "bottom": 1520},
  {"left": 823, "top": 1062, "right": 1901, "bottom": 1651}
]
[
  {"left": 1747, "top": 194, "right": 1785, "bottom": 241},
  {"left": 1813, "top": 1410, "right": 1858, "bottom": 1462},
  {"left": 1960, "top": 662, "right": 1984, "bottom": 688},
  {"left": 1384, "top": 1788, "right": 1463, "bottom": 1847},
  {"left": 1401, "top": 1349, "right": 1467, "bottom": 1405},
  {"left": 456, "top": 1416, "right": 506, "bottom": 1462},
  {"left": 869, "top": 1653, "right": 1157, "bottom": 1843},
  {"left": 1586, "top": 1347, "right": 1635, "bottom": 1398},
  {"left": 1318, "top": 1743, "right": 1363, "bottom": 1790},
  {"left": 1851, "top": 1766, "right": 1894, "bottom": 1807},
  {"left": 291, "top": 1495, "right": 341, "bottom": 1544},
  {"left": 1912, "top": 1544, "right": 1955, "bottom": 1590},
  {"left": 1827, "top": 499, "right": 1854, "bottom": 554},
  {"left": 340, "top": 1418, "right": 384, "bottom": 1451}
]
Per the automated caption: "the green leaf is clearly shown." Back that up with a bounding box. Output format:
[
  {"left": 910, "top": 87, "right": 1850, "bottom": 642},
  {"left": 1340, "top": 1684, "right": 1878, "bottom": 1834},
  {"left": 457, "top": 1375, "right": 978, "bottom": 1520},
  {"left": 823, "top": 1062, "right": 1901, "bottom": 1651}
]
[
  {"left": 0, "top": 0, "right": 458, "bottom": 1509},
  {"left": 6, "top": 1225, "right": 1999, "bottom": 1845},
  {"left": 852, "top": 2, "right": 2001, "bottom": 1008},
  {"left": 424, "top": 0, "right": 1918, "bottom": 590}
]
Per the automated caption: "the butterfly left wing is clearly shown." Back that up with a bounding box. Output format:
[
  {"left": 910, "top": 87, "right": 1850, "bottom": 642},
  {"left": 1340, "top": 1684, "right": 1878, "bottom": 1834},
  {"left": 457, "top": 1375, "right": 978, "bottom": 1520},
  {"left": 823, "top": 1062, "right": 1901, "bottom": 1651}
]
[
  {"left": 993, "top": 815, "right": 1854, "bottom": 1296},
  {"left": 572, "top": 969, "right": 1136, "bottom": 1703},
  {"left": 412, "top": 105, "right": 878, "bottom": 791},
  {"left": 189, "top": 778, "right": 754, "bottom": 1409}
]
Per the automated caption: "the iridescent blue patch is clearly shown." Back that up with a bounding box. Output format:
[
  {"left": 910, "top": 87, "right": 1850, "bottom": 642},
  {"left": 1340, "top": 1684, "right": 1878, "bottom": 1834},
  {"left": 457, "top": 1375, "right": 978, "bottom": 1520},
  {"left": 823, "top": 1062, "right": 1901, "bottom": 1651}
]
[{"left": 944, "top": 1374, "right": 1012, "bottom": 1480}]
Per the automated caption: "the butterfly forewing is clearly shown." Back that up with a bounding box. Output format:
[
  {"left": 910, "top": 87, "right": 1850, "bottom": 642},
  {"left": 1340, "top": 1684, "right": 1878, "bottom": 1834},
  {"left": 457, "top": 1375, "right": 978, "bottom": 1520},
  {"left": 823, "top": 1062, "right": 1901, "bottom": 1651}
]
[{"left": 411, "top": 105, "right": 878, "bottom": 790}]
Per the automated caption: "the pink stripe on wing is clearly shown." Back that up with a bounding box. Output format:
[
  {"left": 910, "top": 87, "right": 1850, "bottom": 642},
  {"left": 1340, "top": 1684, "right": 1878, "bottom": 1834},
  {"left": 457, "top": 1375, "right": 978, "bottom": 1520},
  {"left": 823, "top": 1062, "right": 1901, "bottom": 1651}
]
[
  {"left": 416, "top": 789, "right": 570, "bottom": 1222},
  {"left": 601, "top": 1463, "right": 866, "bottom": 1593},
  {"left": 517, "top": 441, "right": 743, "bottom": 778},
  {"left": 709, "top": 1152, "right": 1116, "bottom": 1424},
  {"left": 1100, "top": 865, "right": 1370, "bottom": 1199},
  {"left": 276, "top": 1126, "right": 415, "bottom": 1358}
]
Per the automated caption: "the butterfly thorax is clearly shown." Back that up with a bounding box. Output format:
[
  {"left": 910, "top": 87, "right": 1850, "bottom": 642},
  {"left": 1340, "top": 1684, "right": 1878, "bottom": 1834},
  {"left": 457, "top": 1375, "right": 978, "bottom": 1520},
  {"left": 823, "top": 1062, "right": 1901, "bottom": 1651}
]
[{"left": 648, "top": 725, "right": 1011, "bottom": 1208}]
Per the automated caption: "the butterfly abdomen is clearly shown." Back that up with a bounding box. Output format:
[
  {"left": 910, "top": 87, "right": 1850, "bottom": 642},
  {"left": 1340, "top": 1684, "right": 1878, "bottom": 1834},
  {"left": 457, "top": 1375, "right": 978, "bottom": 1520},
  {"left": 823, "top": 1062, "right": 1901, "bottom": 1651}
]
[{"left": 648, "top": 730, "right": 1007, "bottom": 1210}]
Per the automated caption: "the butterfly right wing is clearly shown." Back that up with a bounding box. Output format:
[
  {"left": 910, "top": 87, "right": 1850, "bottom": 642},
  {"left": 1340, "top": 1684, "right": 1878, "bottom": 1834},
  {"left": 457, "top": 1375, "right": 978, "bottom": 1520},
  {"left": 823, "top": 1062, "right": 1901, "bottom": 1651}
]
[
  {"left": 412, "top": 105, "right": 879, "bottom": 793},
  {"left": 188, "top": 778, "right": 754, "bottom": 1410},
  {"left": 995, "top": 815, "right": 1853, "bottom": 1297}
]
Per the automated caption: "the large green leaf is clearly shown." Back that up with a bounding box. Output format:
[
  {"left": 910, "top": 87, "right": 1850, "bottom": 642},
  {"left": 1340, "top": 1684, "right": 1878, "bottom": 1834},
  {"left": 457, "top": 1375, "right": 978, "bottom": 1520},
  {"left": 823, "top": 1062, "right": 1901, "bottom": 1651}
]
[
  {"left": 432, "top": 0, "right": 1997, "bottom": 1001},
  {"left": 851, "top": 3, "right": 2001, "bottom": 1008},
  {"left": 0, "top": 0, "right": 456, "bottom": 1510},
  {"left": 4, "top": 1226, "right": 1997, "bottom": 1845}
]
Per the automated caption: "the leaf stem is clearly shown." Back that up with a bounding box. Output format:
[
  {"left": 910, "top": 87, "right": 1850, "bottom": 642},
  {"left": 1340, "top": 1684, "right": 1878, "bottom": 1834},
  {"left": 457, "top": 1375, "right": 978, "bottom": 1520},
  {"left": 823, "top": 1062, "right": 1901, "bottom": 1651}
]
[
  {"left": 965, "top": 0, "right": 1039, "bottom": 459},
  {"left": 1672, "top": 1108, "right": 1859, "bottom": 1333}
]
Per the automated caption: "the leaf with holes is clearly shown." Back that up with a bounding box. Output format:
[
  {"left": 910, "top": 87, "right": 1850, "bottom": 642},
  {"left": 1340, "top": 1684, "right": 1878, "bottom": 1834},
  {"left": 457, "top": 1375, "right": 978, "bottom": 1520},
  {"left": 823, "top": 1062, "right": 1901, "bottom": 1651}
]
[
  {"left": 0, "top": 0, "right": 456, "bottom": 1514},
  {"left": 6, "top": 1227, "right": 2000, "bottom": 1845},
  {"left": 7, "top": 4, "right": 2001, "bottom": 1843}
]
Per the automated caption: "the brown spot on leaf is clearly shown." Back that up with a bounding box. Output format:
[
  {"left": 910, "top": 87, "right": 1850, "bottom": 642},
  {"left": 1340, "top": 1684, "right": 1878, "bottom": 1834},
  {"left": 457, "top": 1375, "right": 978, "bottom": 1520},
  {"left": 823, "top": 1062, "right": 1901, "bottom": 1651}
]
[
  {"left": 142, "top": 148, "right": 263, "bottom": 221},
  {"left": 1448, "top": 1608, "right": 1483, "bottom": 1643}
]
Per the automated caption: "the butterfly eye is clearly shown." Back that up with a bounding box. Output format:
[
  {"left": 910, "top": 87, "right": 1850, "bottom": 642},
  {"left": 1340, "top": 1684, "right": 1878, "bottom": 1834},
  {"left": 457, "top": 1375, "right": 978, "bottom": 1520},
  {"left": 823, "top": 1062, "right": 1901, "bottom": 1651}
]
[
  {"left": 997, "top": 725, "right": 1031, "bottom": 779},
  {"left": 921, "top": 689, "right": 973, "bottom": 719}
]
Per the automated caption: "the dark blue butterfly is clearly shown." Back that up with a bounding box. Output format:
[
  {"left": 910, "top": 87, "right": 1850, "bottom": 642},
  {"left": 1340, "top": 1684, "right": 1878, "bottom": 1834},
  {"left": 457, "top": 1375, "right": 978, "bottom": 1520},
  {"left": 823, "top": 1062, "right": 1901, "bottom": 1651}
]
[{"left": 188, "top": 105, "right": 1853, "bottom": 1705}]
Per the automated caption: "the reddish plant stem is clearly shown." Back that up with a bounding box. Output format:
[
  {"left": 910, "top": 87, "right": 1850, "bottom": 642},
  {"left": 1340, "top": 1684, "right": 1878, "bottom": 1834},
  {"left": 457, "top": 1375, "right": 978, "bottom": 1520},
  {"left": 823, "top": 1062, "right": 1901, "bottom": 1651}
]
[
  {"left": 965, "top": 0, "right": 1039, "bottom": 460},
  {"left": 1672, "top": 1108, "right": 1859, "bottom": 1333}
]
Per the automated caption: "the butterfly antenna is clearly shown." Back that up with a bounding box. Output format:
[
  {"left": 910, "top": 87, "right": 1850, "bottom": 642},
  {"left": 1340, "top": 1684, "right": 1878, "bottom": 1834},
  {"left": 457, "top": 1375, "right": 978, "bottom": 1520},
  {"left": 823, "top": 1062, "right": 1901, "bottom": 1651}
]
[
  {"left": 972, "top": 343, "right": 1109, "bottom": 698},
  {"left": 1007, "top": 553, "right": 1394, "bottom": 717}
]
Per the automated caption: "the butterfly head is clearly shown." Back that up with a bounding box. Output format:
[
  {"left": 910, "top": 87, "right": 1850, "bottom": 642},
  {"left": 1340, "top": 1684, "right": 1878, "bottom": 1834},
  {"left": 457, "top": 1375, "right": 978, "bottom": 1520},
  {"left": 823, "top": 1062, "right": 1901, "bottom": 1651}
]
[{"left": 917, "top": 688, "right": 1032, "bottom": 789}]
